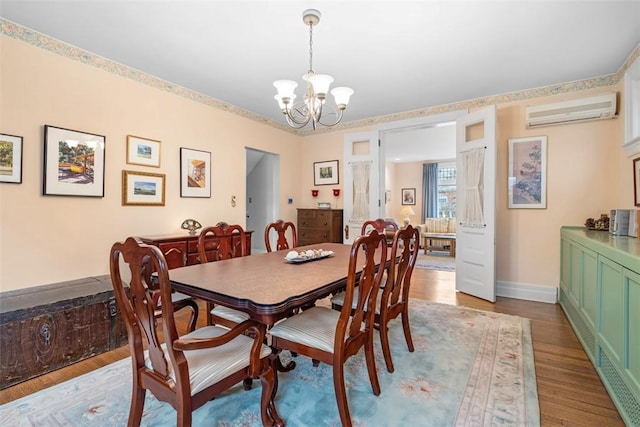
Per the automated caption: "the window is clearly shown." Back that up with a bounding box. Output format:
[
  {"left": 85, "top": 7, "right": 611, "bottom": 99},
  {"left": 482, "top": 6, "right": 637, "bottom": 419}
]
[{"left": 437, "top": 164, "right": 456, "bottom": 218}]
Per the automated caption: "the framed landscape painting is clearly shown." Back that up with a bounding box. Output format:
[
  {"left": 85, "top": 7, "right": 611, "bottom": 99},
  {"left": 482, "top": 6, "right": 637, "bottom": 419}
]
[
  {"left": 0, "top": 133, "right": 23, "bottom": 184},
  {"left": 180, "top": 148, "right": 211, "bottom": 198},
  {"left": 43, "top": 125, "right": 106, "bottom": 197},
  {"left": 508, "top": 136, "right": 547, "bottom": 209},
  {"left": 122, "top": 170, "right": 165, "bottom": 206},
  {"left": 126, "top": 135, "right": 161, "bottom": 167},
  {"left": 314, "top": 160, "right": 339, "bottom": 186}
]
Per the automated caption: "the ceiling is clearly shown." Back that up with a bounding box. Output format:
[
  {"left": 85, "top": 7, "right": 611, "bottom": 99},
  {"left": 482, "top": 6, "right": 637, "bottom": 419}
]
[{"left": 2, "top": 1, "right": 640, "bottom": 133}]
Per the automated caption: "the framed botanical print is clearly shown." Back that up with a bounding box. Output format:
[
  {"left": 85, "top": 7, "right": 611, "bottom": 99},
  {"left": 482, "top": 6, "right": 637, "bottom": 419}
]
[{"left": 508, "top": 136, "right": 547, "bottom": 209}]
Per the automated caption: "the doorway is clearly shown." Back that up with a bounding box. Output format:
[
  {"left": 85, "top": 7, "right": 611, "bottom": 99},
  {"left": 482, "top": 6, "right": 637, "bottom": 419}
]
[{"left": 245, "top": 148, "right": 280, "bottom": 254}]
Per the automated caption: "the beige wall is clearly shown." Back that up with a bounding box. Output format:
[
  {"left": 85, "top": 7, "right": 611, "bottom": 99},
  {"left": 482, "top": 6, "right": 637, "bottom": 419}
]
[
  {"left": 0, "top": 36, "right": 301, "bottom": 290},
  {"left": 1, "top": 33, "right": 634, "bottom": 295}
]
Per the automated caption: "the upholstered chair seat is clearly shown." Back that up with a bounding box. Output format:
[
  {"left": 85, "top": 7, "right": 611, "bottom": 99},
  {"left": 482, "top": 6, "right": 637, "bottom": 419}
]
[
  {"left": 145, "top": 325, "right": 272, "bottom": 395},
  {"left": 209, "top": 306, "right": 251, "bottom": 325}
]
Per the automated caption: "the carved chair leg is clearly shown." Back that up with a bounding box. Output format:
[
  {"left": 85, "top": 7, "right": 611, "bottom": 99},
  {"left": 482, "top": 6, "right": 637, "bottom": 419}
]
[
  {"left": 401, "top": 308, "right": 415, "bottom": 352},
  {"left": 333, "top": 364, "right": 353, "bottom": 427},
  {"left": 129, "top": 386, "right": 146, "bottom": 427},
  {"left": 364, "top": 333, "right": 381, "bottom": 395},
  {"left": 379, "top": 319, "right": 395, "bottom": 373}
]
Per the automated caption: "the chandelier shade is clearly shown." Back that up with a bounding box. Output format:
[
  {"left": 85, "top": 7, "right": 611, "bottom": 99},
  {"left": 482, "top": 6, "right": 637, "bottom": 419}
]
[{"left": 273, "top": 9, "right": 353, "bottom": 130}]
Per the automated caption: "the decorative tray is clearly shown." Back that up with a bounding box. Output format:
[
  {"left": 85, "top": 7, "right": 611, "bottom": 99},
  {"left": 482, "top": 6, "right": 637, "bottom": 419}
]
[{"left": 284, "top": 249, "right": 334, "bottom": 264}]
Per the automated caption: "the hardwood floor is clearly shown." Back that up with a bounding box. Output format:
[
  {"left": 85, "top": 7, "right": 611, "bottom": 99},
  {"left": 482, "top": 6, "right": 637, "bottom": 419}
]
[{"left": 0, "top": 268, "right": 625, "bottom": 426}]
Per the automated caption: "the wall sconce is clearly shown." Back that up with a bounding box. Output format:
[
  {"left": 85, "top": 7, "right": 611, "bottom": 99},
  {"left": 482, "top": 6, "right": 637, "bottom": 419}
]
[
  {"left": 332, "top": 189, "right": 340, "bottom": 197},
  {"left": 311, "top": 189, "right": 319, "bottom": 197},
  {"left": 181, "top": 218, "right": 202, "bottom": 235}
]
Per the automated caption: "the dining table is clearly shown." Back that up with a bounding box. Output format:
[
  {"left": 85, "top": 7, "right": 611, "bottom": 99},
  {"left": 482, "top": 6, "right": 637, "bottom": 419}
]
[{"left": 168, "top": 242, "right": 356, "bottom": 327}]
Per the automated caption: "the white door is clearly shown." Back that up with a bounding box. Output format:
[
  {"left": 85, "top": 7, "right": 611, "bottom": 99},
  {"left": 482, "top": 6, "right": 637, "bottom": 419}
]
[
  {"left": 342, "top": 131, "right": 381, "bottom": 243},
  {"left": 455, "top": 106, "right": 497, "bottom": 302}
]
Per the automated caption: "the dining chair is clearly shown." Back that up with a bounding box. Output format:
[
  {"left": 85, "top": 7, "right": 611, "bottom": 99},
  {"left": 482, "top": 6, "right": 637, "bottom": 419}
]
[
  {"left": 109, "top": 237, "right": 281, "bottom": 427},
  {"left": 198, "top": 223, "right": 251, "bottom": 328},
  {"left": 360, "top": 218, "right": 399, "bottom": 236},
  {"left": 330, "top": 225, "right": 420, "bottom": 373},
  {"left": 269, "top": 230, "right": 388, "bottom": 427},
  {"left": 264, "top": 219, "right": 298, "bottom": 252}
]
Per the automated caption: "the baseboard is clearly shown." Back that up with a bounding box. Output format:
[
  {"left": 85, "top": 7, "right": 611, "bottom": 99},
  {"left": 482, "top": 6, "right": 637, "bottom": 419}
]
[{"left": 496, "top": 280, "right": 558, "bottom": 304}]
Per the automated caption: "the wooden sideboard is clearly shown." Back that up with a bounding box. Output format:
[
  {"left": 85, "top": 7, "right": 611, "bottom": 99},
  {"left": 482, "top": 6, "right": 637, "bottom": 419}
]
[
  {"left": 140, "top": 231, "right": 253, "bottom": 269},
  {"left": 297, "top": 208, "right": 343, "bottom": 246}
]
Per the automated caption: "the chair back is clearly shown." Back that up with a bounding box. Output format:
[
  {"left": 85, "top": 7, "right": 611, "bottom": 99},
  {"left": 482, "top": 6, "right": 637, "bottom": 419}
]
[
  {"left": 198, "top": 222, "right": 247, "bottom": 263},
  {"left": 337, "top": 230, "right": 387, "bottom": 352},
  {"left": 361, "top": 218, "right": 399, "bottom": 236},
  {"left": 264, "top": 219, "right": 298, "bottom": 252},
  {"left": 381, "top": 225, "right": 419, "bottom": 309},
  {"left": 110, "top": 237, "right": 182, "bottom": 382}
]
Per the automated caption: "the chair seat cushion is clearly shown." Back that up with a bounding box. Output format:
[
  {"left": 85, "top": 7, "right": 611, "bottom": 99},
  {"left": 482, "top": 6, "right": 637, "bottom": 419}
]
[
  {"left": 331, "top": 289, "right": 383, "bottom": 315},
  {"left": 210, "top": 305, "right": 251, "bottom": 323},
  {"left": 269, "top": 306, "right": 342, "bottom": 353},
  {"left": 145, "top": 325, "right": 271, "bottom": 395}
]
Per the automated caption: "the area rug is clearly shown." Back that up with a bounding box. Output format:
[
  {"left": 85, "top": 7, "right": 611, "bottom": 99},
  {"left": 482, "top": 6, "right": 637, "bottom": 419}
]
[
  {"left": 415, "top": 253, "right": 456, "bottom": 272},
  {"left": 0, "top": 300, "right": 539, "bottom": 426}
]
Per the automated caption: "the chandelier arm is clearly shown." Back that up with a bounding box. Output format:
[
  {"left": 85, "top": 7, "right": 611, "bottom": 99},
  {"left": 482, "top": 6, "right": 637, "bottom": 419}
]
[
  {"left": 317, "top": 108, "right": 345, "bottom": 127},
  {"left": 283, "top": 108, "right": 311, "bottom": 128}
]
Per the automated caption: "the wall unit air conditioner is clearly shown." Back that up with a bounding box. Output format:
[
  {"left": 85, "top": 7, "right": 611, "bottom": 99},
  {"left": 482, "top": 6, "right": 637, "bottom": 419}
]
[{"left": 525, "top": 92, "right": 617, "bottom": 128}]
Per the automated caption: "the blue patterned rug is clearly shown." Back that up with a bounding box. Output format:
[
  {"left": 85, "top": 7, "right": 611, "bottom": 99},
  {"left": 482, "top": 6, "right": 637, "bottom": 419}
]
[{"left": 0, "top": 300, "right": 539, "bottom": 426}]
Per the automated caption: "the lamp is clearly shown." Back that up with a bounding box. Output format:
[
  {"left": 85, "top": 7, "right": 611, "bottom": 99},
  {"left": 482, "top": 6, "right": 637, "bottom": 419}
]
[
  {"left": 400, "top": 206, "right": 415, "bottom": 227},
  {"left": 273, "top": 9, "right": 353, "bottom": 130}
]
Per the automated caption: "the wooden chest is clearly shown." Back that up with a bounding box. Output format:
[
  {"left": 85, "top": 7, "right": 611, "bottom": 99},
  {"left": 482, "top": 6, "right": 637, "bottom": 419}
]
[
  {"left": 297, "top": 208, "right": 343, "bottom": 246},
  {"left": 0, "top": 275, "right": 128, "bottom": 389},
  {"left": 140, "top": 231, "right": 253, "bottom": 269}
]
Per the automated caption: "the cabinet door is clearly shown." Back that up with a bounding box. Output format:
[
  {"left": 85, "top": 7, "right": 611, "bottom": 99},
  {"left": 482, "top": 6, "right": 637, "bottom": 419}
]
[
  {"left": 157, "top": 242, "right": 187, "bottom": 269},
  {"left": 624, "top": 267, "right": 640, "bottom": 392},
  {"left": 580, "top": 246, "right": 598, "bottom": 331},
  {"left": 598, "top": 255, "right": 624, "bottom": 367}
]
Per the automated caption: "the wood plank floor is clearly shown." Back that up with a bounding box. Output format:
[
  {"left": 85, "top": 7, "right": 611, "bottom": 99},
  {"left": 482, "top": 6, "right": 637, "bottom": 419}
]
[{"left": 0, "top": 268, "right": 625, "bottom": 426}]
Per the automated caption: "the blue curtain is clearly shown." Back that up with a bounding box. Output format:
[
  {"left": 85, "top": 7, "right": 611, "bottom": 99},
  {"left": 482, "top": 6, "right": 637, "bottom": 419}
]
[{"left": 422, "top": 163, "right": 438, "bottom": 219}]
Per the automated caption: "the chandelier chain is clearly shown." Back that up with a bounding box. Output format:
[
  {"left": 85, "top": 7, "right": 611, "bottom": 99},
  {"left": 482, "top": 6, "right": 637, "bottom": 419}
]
[{"left": 308, "top": 22, "right": 314, "bottom": 74}]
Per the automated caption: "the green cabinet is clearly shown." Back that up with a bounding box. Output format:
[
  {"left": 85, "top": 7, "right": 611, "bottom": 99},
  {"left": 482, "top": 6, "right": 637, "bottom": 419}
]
[{"left": 560, "top": 227, "right": 640, "bottom": 426}]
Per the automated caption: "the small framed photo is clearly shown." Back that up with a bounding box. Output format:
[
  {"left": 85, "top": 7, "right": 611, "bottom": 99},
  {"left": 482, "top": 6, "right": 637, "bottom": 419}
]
[
  {"left": 633, "top": 157, "right": 640, "bottom": 207},
  {"left": 0, "top": 133, "right": 23, "bottom": 184},
  {"left": 126, "top": 135, "right": 161, "bottom": 167},
  {"left": 401, "top": 188, "right": 416, "bottom": 205},
  {"left": 122, "top": 170, "right": 165, "bottom": 206},
  {"left": 508, "top": 136, "right": 547, "bottom": 209},
  {"left": 44, "top": 125, "right": 106, "bottom": 197},
  {"left": 314, "top": 160, "right": 339, "bottom": 186},
  {"left": 180, "top": 148, "right": 211, "bottom": 198}
]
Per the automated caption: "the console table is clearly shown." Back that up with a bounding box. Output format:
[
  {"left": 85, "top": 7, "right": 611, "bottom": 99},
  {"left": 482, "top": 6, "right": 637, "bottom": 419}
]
[
  {"left": 140, "top": 230, "right": 253, "bottom": 269},
  {"left": 559, "top": 226, "right": 640, "bottom": 425}
]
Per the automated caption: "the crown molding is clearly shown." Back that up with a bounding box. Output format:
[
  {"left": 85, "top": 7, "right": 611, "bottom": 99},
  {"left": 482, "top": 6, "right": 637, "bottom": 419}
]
[{"left": 2, "top": 18, "right": 635, "bottom": 137}]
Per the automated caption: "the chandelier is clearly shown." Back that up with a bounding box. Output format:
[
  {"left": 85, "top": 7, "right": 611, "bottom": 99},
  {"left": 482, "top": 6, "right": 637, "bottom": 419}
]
[{"left": 273, "top": 9, "right": 353, "bottom": 130}]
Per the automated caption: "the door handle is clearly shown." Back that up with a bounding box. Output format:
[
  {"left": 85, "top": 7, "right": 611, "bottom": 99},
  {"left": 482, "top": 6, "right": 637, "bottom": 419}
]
[{"left": 344, "top": 225, "right": 349, "bottom": 240}]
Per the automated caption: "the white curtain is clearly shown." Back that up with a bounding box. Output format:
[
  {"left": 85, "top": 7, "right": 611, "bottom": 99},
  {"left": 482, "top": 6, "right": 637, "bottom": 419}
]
[
  {"left": 460, "top": 147, "right": 485, "bottom": 227},
  {"left": 351, "top": 161, "right": 371, "bottom": 221}
]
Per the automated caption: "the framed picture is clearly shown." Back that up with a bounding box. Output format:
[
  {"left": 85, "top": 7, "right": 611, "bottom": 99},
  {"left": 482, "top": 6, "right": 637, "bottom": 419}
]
[
  {"left": 314, "top": 160, "right": 339, "bottom": 186},
  {"left": 633, "top": 157, "right": 640, "bottom": 207},
  {"left": 126, "top": 135, "right": 161, "bottom": 167},
  {"left": 0, "top": 133, "right": 23, "bottom": 184},
  {"left": 44, "top": 125, "right": 105, "bottom": 197},
  {"left": 508, "top": 136, "right": 547, "bottom": 209},
  {"left": 180, "top": 148, "right": 211, "bottom": 198},
  {"left": 122, "top": 170, "right": 165, "bottom": 206},
  {"left": 401, "top": 188, "right": 416, "bottom": 205}
]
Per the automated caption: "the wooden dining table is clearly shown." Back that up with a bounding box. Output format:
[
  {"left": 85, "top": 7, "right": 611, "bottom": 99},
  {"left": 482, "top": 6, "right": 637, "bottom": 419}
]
[{"left": 168, "top": 242, "right": 356, "bottom": 327}]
